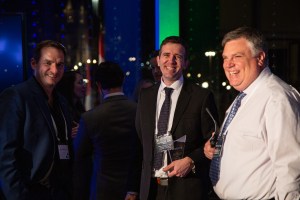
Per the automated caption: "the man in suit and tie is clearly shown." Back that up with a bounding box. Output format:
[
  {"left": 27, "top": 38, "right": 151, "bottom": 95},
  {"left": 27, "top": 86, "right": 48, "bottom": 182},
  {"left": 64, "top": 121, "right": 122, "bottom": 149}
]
[
  {"left": 73, "top": 61, "right": 139, "bottom": 200},
  {"left": 128, "top": 36, "right": 219, "bottom": 200},
  {"left": 0, "top": 40, "right": 73, "bottom": 200}
]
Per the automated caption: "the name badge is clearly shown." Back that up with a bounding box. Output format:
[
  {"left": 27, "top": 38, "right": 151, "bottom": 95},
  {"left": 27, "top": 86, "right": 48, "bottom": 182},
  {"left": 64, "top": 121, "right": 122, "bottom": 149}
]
[
  {"left": 58, "top": 145, "right": 70, "bottom": 160},
  {"left": 156, "top": 134, "right": 174, "bottom": 152}
]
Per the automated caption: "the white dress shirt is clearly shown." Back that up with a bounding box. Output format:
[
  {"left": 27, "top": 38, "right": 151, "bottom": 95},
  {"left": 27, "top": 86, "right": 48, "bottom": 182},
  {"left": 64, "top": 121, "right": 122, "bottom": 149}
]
[{"left": 215, "top": 67, "right": 300, "bottom": 200}]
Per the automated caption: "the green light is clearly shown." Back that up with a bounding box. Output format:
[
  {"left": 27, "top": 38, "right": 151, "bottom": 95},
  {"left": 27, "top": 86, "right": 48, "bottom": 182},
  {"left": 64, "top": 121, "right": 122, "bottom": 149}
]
[{"left": 155, "top": 0, "right": 179, "bottom": 49}]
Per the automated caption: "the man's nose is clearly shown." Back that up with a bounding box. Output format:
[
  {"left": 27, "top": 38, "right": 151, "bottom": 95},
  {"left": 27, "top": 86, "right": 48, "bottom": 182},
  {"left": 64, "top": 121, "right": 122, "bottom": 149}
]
[
  {"left": 224, "top": 58, "right": 234, "bottom": 68},
  {"left": 170, "top": 55, "right": 177, "bottom": 63},
  {"left": 50, "top": 63, "right": 59, "bottom": 73}
]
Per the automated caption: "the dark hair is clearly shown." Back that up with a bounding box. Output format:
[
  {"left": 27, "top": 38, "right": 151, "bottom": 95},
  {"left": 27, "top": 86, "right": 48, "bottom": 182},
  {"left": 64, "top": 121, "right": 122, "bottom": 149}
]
[
  {"left": 148, "top": 50, "right": 159, "bottom": 70},
  {"left": 33, "top": 40, "right": 66, "bottom": 62},
  {"left": 159, "top": 36, "right": 189, "bottom": 60},
  {"left": 149, "top": 50, "right": 159, "bottom": 60},
  {"left": 94, "top": 61, "right": 124, "bottom": 89},
  {"left": 222, "top": 26, "right": 268, "bottom": 57}
]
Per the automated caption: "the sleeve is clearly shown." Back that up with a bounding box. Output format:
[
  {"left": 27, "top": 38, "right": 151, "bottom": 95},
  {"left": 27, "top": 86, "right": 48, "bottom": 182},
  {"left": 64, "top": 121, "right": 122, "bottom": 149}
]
[
  {"left": 0, "top": 88, "right": 28, "bottom": 200},
  {"left": 72, "top": 117, "right": 93, "bottom": 200},
  {"left": 266, "top": 93, "right": 300, "bottom": 199},
  {"left": 126, "top": 92, "right": 143, "bottom": 193}
]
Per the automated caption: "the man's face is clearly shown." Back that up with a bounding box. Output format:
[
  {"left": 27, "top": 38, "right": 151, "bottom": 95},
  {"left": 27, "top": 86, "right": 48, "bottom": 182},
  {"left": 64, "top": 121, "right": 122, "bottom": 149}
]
[
  {"left": 31, "top": 47, "right": 65, "bottom": 92},
  {"left": 222, "top": 38, "right": 265, "bottom": 91},
  {"left": 157, "top": 43, "right": 187, "bottom": 86}
]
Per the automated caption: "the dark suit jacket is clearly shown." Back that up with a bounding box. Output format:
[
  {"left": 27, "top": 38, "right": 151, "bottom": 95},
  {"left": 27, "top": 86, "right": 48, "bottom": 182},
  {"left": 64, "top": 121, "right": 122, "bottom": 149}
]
[
  {"left": 73, "top": 95, "right": 139, "bottom": 200},
  {"left": 135, "top": 81, "right": 219, "bottom": 200},
  {"left": 0, "top": 77, "right": 72, "bottom": 200}
]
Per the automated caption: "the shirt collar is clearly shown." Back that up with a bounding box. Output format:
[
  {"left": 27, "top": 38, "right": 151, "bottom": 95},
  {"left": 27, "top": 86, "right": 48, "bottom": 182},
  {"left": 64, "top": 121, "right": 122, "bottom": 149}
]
[
  {"left": 159, "top": 75, "right": 184, "bottom": 93},
  {"left": 243, "top": 67, "right": 271, "bottom": 96},
  {"left": 104, "top": 92, "right": 124, "bottom": 99}
]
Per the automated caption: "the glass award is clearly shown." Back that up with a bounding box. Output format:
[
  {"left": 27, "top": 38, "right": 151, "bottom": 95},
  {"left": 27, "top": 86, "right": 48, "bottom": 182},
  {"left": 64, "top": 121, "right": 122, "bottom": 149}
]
[{"left": 168, "top": 135, "right": 186, "bottom": 162}]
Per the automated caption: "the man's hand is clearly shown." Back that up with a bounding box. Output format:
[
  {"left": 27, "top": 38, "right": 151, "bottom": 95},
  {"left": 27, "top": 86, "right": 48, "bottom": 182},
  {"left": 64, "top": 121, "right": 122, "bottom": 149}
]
[
  {"left": 125, "top": 193, "right": 138, "bottom": 200},
  {"left": 163, "top": 157, "right": 194, "bottom": 178},
  {"left": 204, "top": 139, "right": 215, "bottom": 160}
]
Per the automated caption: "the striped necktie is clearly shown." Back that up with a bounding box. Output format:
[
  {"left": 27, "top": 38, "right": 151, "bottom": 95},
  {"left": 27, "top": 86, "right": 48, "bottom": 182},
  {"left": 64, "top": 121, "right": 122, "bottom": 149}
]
[{"left": 210, "top": 92, "right": 246, "bottom": 186}]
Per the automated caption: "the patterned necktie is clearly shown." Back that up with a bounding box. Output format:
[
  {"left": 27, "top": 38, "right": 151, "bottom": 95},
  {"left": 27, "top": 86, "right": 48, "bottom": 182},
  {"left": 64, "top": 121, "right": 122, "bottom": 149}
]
[
  {"left": 153, "top": 87, "right": 173, "bottom": 170},
  {"left": 210, "top": 92, "right": 246, "bottom": 186},
  {"left": 157, "top": 87, "right": 173, "bottom": 136}
]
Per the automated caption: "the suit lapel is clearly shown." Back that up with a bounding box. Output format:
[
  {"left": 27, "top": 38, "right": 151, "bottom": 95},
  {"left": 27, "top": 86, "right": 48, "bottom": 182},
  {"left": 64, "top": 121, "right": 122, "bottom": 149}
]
[
  {"left": 170, "top": 82, "right": 192, "bottom": 135},
  {"left": 29, "top": 78, "right": 57, "bottom": 136},
  {"left": 143, "top": 85, "right": 159, "bottom": 146},
  {"left": 149, "top": 85, "right": 159, "bottom": 134}
]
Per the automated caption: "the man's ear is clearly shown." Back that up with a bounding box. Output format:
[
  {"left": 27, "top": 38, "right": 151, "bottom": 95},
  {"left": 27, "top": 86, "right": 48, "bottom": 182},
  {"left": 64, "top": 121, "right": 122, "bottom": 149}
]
[
  {"left": 31, "top": 58, "right": 37, "bottom": 70},
  {"left": 156, "top": 55, "right": 160, "bottom": 68},
  {"left": 257, "top": 51, "right": 266, "bottom": 67}
]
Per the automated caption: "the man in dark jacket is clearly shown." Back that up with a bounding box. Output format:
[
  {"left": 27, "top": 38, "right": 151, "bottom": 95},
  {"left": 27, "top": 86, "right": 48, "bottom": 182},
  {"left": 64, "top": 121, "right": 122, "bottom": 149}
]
[
  {"left": 0, "top": 40, "right": 73, "bottom": 200},
  {"left": 73, "top": 61, "right": 139, "bottom": 200}
]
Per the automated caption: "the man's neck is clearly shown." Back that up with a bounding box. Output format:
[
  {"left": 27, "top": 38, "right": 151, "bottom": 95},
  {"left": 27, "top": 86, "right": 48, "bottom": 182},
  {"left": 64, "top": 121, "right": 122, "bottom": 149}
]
[{"left": 102, "top": 87, "right": 123, "bottom": 96}]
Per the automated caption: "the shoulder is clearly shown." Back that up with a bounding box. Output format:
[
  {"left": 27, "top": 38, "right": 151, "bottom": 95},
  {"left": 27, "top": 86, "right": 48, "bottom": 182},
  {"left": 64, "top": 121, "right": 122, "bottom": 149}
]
[
  {"left": 83, "top": 96, "right": 137, "bottom": 118},
  {"left": 117, "top": 96, "right": 137, "bottom": 110},
  {"left": 0, "top": 79, "right": 33, "bottom": 102},
  {"left": 263, "top": 74, "right": 299, "bottom": 101},
  {"left": 106, "top": 95, "right": 137, "bottom": 107}
]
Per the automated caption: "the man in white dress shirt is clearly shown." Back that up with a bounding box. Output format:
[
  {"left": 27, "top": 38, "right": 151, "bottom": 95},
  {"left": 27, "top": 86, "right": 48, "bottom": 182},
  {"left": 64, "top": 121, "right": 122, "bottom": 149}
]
[{"left": 204, "top": 26, "right": 300, "bottom": 200}]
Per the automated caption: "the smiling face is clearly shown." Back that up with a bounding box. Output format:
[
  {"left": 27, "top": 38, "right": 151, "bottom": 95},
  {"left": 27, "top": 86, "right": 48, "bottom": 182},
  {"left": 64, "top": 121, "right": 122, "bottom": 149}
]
[
  {"left": 31, "top": 46, "right": 65, "bottom": 95},
  {"left": 157, "top": 43, "right": 187, "bottom": 86},
  {"left": 222, "top": 37, "right": 265, "bottom": 91}
]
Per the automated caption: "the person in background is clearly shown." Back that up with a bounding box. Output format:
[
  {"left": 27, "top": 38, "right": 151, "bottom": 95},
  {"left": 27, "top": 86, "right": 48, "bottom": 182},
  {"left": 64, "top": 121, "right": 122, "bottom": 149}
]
[
  {"left": 56, "top": 70, "right": 86, "bottom": 138},
  {"left": 133, "top": 65, "right": 155, "bottom": 102},
  {"left": 0, "top": 40, "right": 73, "bottom": 200},
  {"left": 129, "top": 36, "right": 219, "bottom": 200},
  {"left": 204, "top": 26, "right": 300, "bottom": 199},
  {"left": 73, "top": 61, "right": 140, "bottom": 200},
  {"left": 133, "top": 50, "right": 162, "bottom": 102},
  {"left": 149, "top": 50, "right": 162, "bottom": 84}
]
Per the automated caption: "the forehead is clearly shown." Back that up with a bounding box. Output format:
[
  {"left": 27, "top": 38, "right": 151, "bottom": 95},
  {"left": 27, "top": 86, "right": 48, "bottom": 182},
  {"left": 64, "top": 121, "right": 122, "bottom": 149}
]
[
  {"left": 223, "top": 38, "right": 252, "bottom": 55},
  {"left": 161, "top": 43, "right": 186, "bottom": 55},
  {"left": 40, "top": 47, "right": 65, "bottom": 59}
]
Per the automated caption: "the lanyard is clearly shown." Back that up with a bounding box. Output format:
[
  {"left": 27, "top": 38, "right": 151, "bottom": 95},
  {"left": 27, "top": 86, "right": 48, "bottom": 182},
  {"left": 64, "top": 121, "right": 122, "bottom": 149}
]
[{"left": 50, "top": 106, "right": 68, "bottom": 142}]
